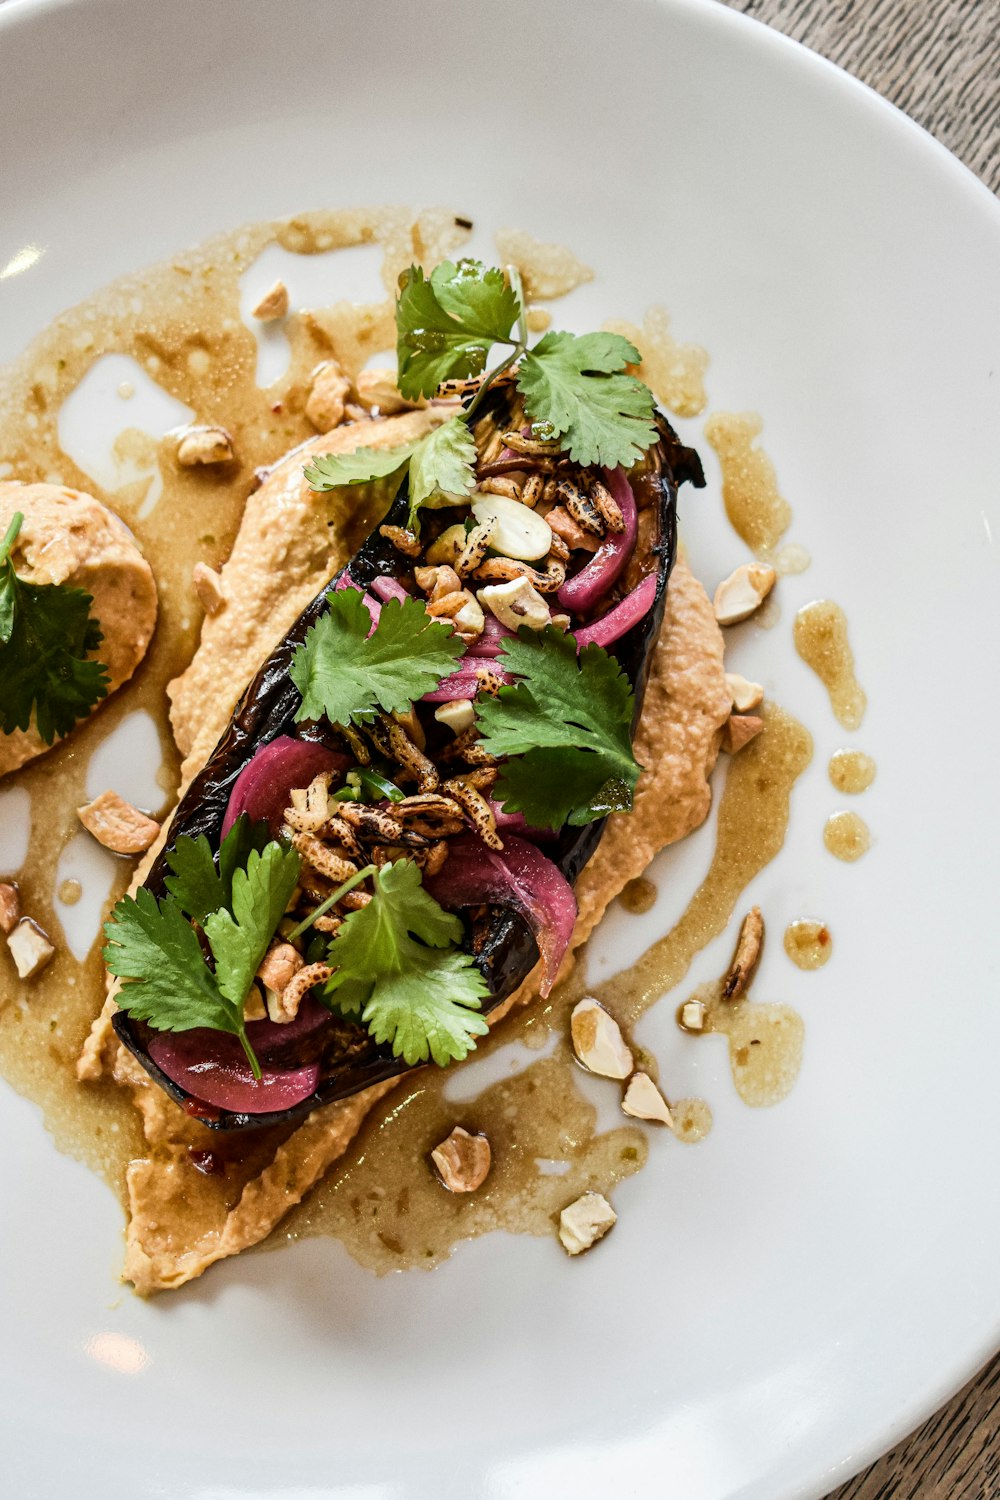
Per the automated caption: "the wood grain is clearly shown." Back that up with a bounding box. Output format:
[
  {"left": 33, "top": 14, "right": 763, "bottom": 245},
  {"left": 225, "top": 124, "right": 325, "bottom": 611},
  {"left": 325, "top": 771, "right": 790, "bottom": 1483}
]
[{"left": 714, "top": 7, "right": 998, "bottom": 1494}]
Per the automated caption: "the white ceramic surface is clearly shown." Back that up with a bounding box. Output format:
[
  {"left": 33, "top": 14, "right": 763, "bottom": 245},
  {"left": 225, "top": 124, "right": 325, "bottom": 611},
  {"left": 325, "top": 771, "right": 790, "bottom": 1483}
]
[{"left": 1, "top": 1, "right": 999, "bottom": 1497}]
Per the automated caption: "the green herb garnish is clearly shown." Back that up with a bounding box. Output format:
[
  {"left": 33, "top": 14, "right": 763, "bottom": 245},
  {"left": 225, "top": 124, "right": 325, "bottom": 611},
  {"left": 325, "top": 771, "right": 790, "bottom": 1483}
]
[
  {"left": 289, "top": 586, "right": 463, "bottom": 729},
  {"left": 475, "top": 626, "right": 642, "bottom": 830},
  {"left": 0, "top": 510, "right": 110, "bottom": 743},
  {"left": 320, "top": 859, "right": 489, "bottom": 1067}
]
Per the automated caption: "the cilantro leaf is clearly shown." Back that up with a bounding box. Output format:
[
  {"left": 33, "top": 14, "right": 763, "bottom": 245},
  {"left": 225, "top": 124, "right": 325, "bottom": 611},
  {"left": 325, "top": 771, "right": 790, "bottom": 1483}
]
[
  {"left": 302, "top": 445, "right": 413, "bottom": 492},
  {"left": 475, "top": 626, "right": 642, "bottom": 829},
  {"left": 0, "top": 510, "right": 110, "bottom": 744},
  {"left": 405, "top": 416, "right": 477, "bottom": 528},
  {"left": 103, "top": 887, "right": 237, "bottom": 1036},
  {"left": 290, "top": 587, "right": 464, "bottom": 728},
  {"left": 203, "top": 842, "right": 302, "bottom": 1007},
  {"left": 396, "top": 260, "right": 519, "bottom": 399},
  {"left": 517, "top": 331, "right": 658, "bottom": 468},
  {"left": 321, "top": 859, "right": 489, "bottom": 1067},
  {"left": 163, "top": 814, "right": 272, "bottom": 926}
]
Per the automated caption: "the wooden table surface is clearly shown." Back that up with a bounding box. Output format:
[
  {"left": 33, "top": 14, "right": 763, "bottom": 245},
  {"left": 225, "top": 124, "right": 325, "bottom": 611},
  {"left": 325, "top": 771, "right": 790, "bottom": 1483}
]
[{"left": 716, "top": 5, "right": 999, "bottom": 1495}]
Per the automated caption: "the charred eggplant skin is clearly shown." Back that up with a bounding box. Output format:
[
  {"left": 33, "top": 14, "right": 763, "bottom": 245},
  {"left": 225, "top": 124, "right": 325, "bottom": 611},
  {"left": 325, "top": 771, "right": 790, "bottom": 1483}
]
[{"left": 113, "top": 406, "right": 702, "bottom": 1129}]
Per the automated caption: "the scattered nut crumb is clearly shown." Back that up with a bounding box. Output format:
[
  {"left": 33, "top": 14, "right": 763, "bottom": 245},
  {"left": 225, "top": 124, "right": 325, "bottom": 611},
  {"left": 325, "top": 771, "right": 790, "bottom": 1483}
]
[
  {"left": 713, "top": 562, "right": 777, "bottom": 625},
  {"left": 77, "top": 790, "right": 161, "bottom": 855},
  {"left": 0, "top": 882, "right": 20, "bottom": 937},
  {"left": 723, "top": 906, "right": 765, "bottom": 1000},
  {"left": 256, "top": 942, "right": 304, "bottom": 996},
  {"left": 251, "top": 279, "right": 289, "bottom": 321},
  {"left": 558, "top": 1191, "right": 617, "bottom": 1256},
  {"left": 176, "top": 425, "right": 234, "bottom": 467},
  {"left": 434, "top": 699, "right": 475, "bottom": 735},
  {"left": 305, "top": 359, "right": 351, "bottom": 433},
  {"left": 243, "top": 987, "right": 266, "bottom": 1022},
  {"left": 192, "top": 561, "right": 226, "bottom": 615},
  {"left": 721, "top": 714, "right": 764, "bottom": 754},
  {"left": 7, "top": 918, "right": 55, "bottom": 980},
  {"left": 570, "top": 997, "right": 633, "bottom": 1079},
  {"left": 431, "top": 1126, "right": 492, "bottom": 1193},
  {"left": 680, "top": 999, "right": 706, "bottom": 1032},
  {"left": 725, "top": 671, "right": 765, "bottom": 712},
  {"left": 621, "top": 1072, "right": 674, "bottom": 1126}
]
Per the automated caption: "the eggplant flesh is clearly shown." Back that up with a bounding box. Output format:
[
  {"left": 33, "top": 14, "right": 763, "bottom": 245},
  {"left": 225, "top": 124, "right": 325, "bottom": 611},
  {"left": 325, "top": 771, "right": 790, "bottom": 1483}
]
[{"left": 113, "top": 393, "right": 704, "bottom": 1130}]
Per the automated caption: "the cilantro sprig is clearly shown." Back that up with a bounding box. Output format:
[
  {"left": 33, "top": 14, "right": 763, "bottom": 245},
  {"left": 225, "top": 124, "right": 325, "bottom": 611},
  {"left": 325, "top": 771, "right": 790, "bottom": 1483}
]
[
  {"left": 300, "top": 257, "right": 659, "bottom": 525},
  {"left": 320, "top": 859, "right": 489, "bottom": 1066},
  {"left": 289, "top": 586, "right": 463, "bottom": 728},
  {"left": 104, "top": 816, "right": 300, "bottom": 1079},
  {"left": 0, "top": 511, "right": 110, "bottom": 744},
  {"left": 475, "top": 627, "right": 643, "bottom": 831}
]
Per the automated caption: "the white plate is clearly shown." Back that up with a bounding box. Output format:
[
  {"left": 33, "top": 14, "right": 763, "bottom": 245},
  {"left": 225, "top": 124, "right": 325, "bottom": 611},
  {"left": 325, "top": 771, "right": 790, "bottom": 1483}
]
[{"left": 2, "top": 1, "right": 999, "bottom": 1497}]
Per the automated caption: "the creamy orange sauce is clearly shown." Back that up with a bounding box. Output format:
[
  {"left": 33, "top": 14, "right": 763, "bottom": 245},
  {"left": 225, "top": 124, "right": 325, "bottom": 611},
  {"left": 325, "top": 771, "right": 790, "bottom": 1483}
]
[
  {"left": 824, "top": 810, "right": 871, "bottom": 863},
  {"left": 829, "top": 748, "right": 876, "bottom": 793},
  {"left": 783, "top": 919, "right": 832, "bottom": 970},
  {"left": 794, "top": 600, "right": 867, "bottom": 730}
]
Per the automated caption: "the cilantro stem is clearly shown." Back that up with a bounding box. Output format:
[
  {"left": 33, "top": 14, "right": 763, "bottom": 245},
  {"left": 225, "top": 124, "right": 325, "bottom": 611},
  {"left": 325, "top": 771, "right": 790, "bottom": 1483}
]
[
  {"left": 463, "top": 266, "right": 529, "bottom": 426},
  {"left": 508, "top": 264, "right": 528, "bottom": 350},
  {"left": 237, "top": 1024, "right": 263, "bottom": 1081},
  {"left": 0, "top": 511, "right": 23, "bottom": 565},
  {"left": 287, "top": 864, "right": 377, "bottom": 940}
]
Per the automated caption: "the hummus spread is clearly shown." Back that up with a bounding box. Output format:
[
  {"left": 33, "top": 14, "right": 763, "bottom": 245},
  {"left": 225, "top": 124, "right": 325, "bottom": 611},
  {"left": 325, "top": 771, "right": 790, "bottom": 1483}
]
[
  {"left": 0, "top": 482, "right": 157, "bottom": 778},
  {"left": 78, "top": 474, "right": 730, "bottom": 1289}
]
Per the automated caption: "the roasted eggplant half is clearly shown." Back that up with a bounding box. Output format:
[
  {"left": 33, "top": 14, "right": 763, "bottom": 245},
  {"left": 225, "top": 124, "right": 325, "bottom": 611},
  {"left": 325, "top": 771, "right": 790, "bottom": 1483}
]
[{"left": 111, "top": 386, "right": 703, "bottom": 1130}]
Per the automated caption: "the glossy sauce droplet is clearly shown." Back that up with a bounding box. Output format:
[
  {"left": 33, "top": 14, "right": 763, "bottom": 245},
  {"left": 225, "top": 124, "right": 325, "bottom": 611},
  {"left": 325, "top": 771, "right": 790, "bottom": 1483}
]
[
  {"left": 794, "top": 601, "right": 867, "bottom": 730},
  {"left": 824, "top": 811, "right": 871, "bottom": 862},
  {"left": 829, "top": 749, "right": 876, "bottom": 794},
  {"left": 57, "top": 879, "right": 82, "bottom": 906},
  {"left": 784, "top": 919, "right": 832, "bottom": 969},
  {"left": 671, "top": 1098, "right": 713, "bottom": 1143},
  {"left": 619, "top": 876, "right": 657, "bottom": 915},
  {"left": 704, "top": 411, "right": 792, "bottom": 556}
]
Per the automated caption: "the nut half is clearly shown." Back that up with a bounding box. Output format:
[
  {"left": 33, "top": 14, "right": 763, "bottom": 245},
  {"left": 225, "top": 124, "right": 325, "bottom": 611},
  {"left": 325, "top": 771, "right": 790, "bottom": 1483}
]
[
  {"left": 570, "top": 998, "right": 633, "bottom": 1079},
  {"left": 431, "top": 1126, "right": 492, "bottom": 1193},
  {"left": 558, "top": 1192, "right": 617, "bottom": 1255}
]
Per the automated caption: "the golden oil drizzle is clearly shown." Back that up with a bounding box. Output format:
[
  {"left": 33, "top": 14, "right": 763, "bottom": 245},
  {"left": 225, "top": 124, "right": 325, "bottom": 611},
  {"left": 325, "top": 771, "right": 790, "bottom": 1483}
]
[
  {"left": 783, "top": 919, "right": 832, "bottom": 969},
  {"left": 794, "top": 600, "right": 867, "bottom": 730},
  {"left": 671, "top": 1098, "right": 713, "bottom": 1143},
  {"left": 57, "top": 879, "right": 82, "bottom": 907},
  {"left": 619, "top": 876, "right": 657, "bottom": 915},
  {"left": 824, "top": 811, "right": 871, "bottom": 863},
  {"left": 494, "top": 228, "right": 593, "bottom": 300},
  {"left": 703, "top": 411, "right": 792, "bottom": 557},
  {"left": 603, "top": 306, "right": 708, "bottom": 418},
  {"left": 525, "top": 307, "right": 552, "bottom": 333},
  {"left": 829, "top": 748, "right": 876, "bottom": 794}
]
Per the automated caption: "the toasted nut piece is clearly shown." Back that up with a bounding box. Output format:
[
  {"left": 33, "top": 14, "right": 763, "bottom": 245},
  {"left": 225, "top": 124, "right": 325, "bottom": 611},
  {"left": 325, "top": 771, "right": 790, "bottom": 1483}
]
[
  {"left": 621, "top": 1072, "right": 674, "bottom": 1126},
  {"left": 713, "top": 563, "right": 777, "bottom": 625},
  {"left": 722, "top": 714, "right": 764, "bottom": 754},
  {"left": 558, "top": 1191, "right": 617, "bottom": 1255},
  {"left": 0, "top": 883, "right": 21, "bottom": 937},
  {"left": 7, "top": 919, "right": 55, "bottom": 980},
  {"left": 354, "top": 368, "right": 420, "bottom": 415},
  {"left": 479, "top": 576, "right": 550, "bottom": 632},
  {"left": 679, "top": 999, "right": 707, "bottom": 1032},
  {"left": 550, "top": 613, "right": 571, "bottom": 631},
  {"left": 425, "top": 523, "right": 467, "bottom": 566},
  {"left": 725, "top": 672, "right": 765, "bottom": 712},
  {"left": 427, "top": 588, "right": 476, "bottom": 620},
  {"left": 192, "top": 561, "right": 226, "bottom": 615},
  {"left": 453, "top": 597, "right": 486, "bottom": 639},
  {"left": 176, "top": 425, "right": 234, "bottom": 467},
  {"left": 431, "top": 1125, "right": 492, "bottom": 1192},
  {"left": 243, "top": 986, "right": 266, "bottom": 1021},
  {"left": 434, "top": 699, "right": 476, "bottom": 735},
  {"left": 379, "top": 524, "right": 422, "bottom": 558},
  {"left": 430, "top": 565, "right": 463, "bottom": 601},
  {"left": 305, "top": 359, "right": 351, "bottom": 433},
  {"left": 77, "top": 791, "right": 160, "bottom": 855},
  {"left": 570, "top": 998, "right": 633, "bottom": 1079},
  {"left": 723, "top": 906, "right": 764, "bottom": 999},
  {"left": 414, "top": 565, "right": 438, "bottom": 593},
  {"left": 267, "top": 960, "right": 332, "bottom": 1023},
  {"left": 256, "top": 942, "right": 304, "bottom": 995},
  {"left": 251, "top": 279, "right": 289, "bottom": 321}
]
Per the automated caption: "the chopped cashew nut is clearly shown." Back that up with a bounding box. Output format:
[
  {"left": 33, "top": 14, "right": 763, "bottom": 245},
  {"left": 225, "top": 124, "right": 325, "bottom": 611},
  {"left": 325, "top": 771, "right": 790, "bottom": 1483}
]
[
  {"left": 479, "top": 576, "right": 551, "bottom": 632},
  {"left": 431, "top": 1126, "right": 492, "bottom": 1192},
  {"left": 434, "top": 699, "right": 476, "bottom": 735},
  {"left": 7, "top": 919, "right": 55, "bottom": 980},
  {"left": 570, "top": 997, "right": 633, "bottom": 1079},
  {"left": 425, "top": 524, "right": 468, "bottom": 566},
  {"left": 453, "top": 597, "right": 486, "bottom": 639},
  {"left": 680, "top": 1000, "right": 706, "bottom": 1032},
  {"left": 725, "top": 672, "right": 765, "bottom": 712},
  {"left": 713, "top": 563, "right": 776, "bottom": 625},
  {"left": 721, "top": 714, "right": 764, "bottom": 754},
  {"left": 354, "top": 369, "right": 420, "bottom": 415},
  {"left": 558, "top": 1192, "right": 617, "bottom": 1255},
  {"left": 243, "top": 987, "right": 266, "bottom": 1021},
  {"left": 251, "top": 279, "right": 290, "bottom": 321},
  {"left": 176, "top": 425, "right": 234, "bottom": 467},
  {"left": 256, "top": 943, "right": 304, "bottom": 995},
  {"left": 621, "top": 1072, "right": 674, "bottom": 1126},
  {"left": 305, "top": 360, "right": 351, "bottom": 433},
  {"left": 192, "top": 561, "right": 226, "bottom": 615},
  {"left": 0, "top": 883, "right": 20, "bottom": 937},
  {"left": 267, "top": 961, "right": 331, "bottom": 1023},
  {"left": 724, "top": 906, "right": 765, "bottom": 999},
  {"left": 77, "top": 791, "right": 161, "bottom": 855}
]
